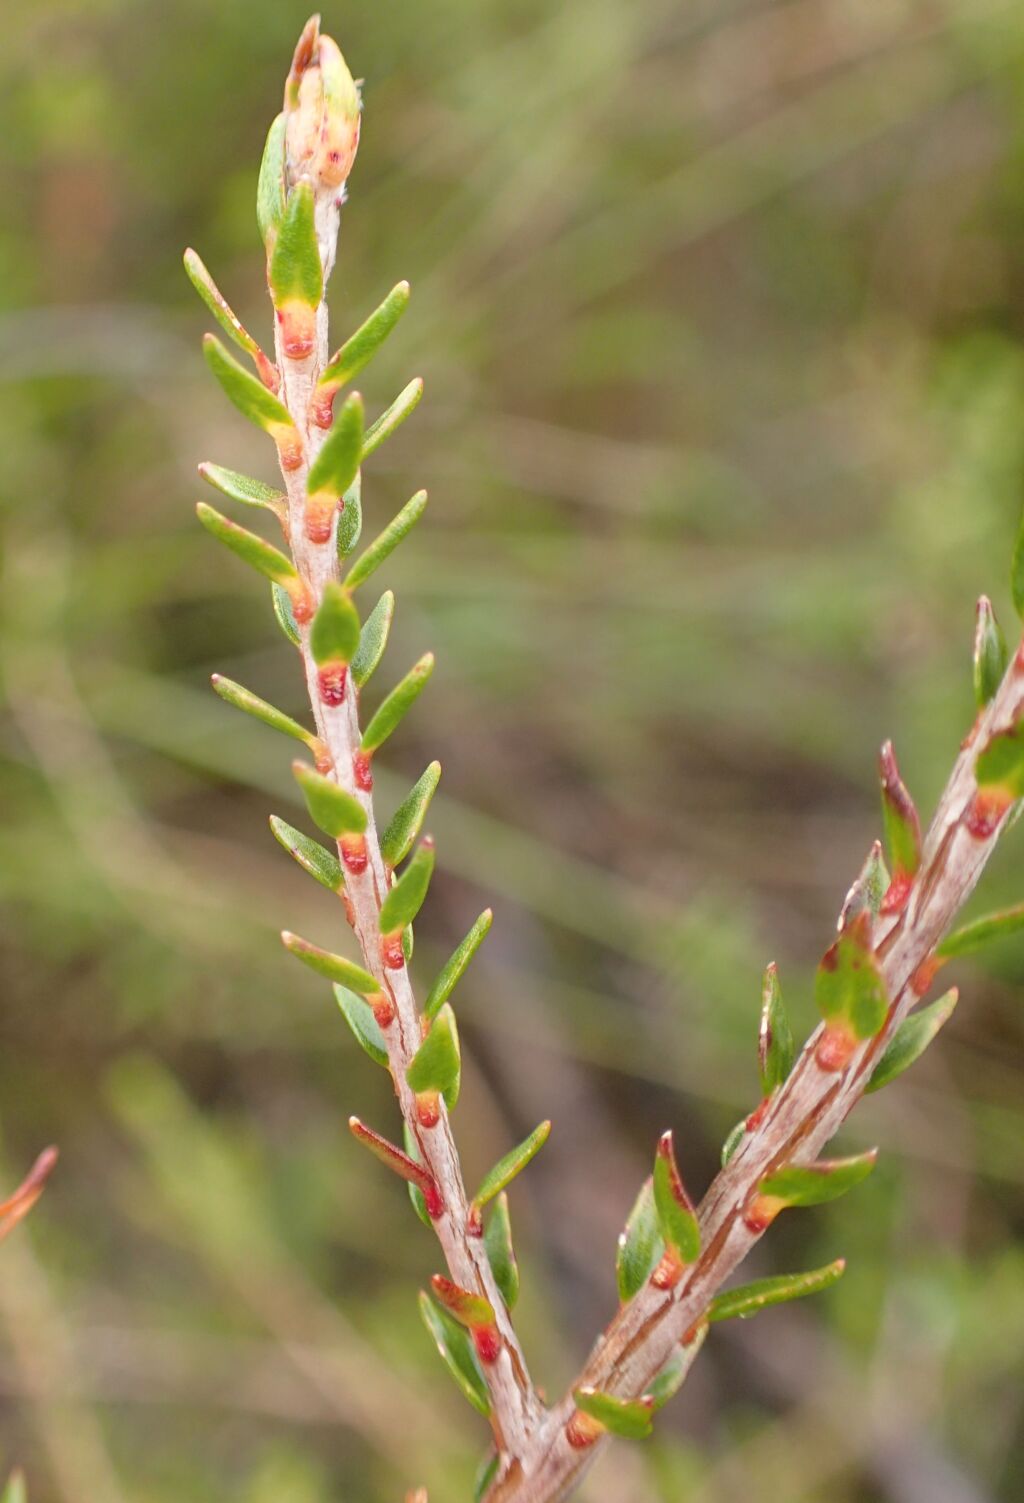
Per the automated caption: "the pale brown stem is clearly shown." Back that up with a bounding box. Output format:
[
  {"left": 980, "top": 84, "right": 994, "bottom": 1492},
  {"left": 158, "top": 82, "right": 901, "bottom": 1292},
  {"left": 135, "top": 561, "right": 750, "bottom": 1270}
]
[
  {"left": 268, "top": 219, "right": 542, "bottom": 1464},
  {"left": 483, "top": 646, "right": 1024, "bottom": 1502}
]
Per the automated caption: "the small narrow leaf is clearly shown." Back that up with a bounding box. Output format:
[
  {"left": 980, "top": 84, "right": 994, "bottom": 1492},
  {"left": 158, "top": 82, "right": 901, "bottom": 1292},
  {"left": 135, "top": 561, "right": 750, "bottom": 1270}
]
[
  {"left": 484, "top": 1192, "right": 519, "bottom": 1309},
  {"left": 839, "top": 840, "right": 889, "bottom": 929},
  {"left": 293, "top": 760, "right": 367, "bottom": 837},
  {"left": 211, "top": 674, "right": 317, "bottom": 748},
  {"left": 472, "top": 1121, "right": 551, "bottom": 1211},
  {"left": 814, "top": 908, "right": 888, "bottom": 1066},
  {"left": 184, "top": 249, "right": 269, "bottom": 369},
  {"left": 407, "top": 1002, "right": 461, "bottom": 1107},
  {"left": 345, "top": 490, "right": 428, "bottom": 591},
  {"left": 418, "top": 1292, "right": 491, "bottom": 1417},
  {"left": 430, "top": 1275, "right": 495, "bottom": 1334},
  {"left": 199, "top": 461, "right": 286, "bottom": 517},
  {"left": 269, "top": 182, "right": 322, "bottom": 310},
  {"left": 307, "top": 393, "right": 364, "bottom": 504},
  {"left": 758, "top": 962, "right": 794, "bottom": 1094},
  {"left": 382, "top": 762, "right": 443, "bottom": 871},
  {"left": 708, "top": 1260, "right": 846, "bottom": 1323},
  {"left": 645, "top": 1326, "right": 708, "bottom": 1411},
  {"left": 721, "top": 1119, "right": 747, "bottom": 1167},
  {"left": 349, "top": 1117, "right": 442, "bottom": 1218},
  {"left": 269, "top": 816, "right": 343, "bottom": 891},
  {"left": 759, "top": 1150, "right": 878, "bottom": 1208},
  {"left": 336, "top": 474, "right": 362, "bottom": 557},
  {"left": 352, "top": 590, "right": 395, "bottom": 687},
  {"left": 866, "top": 988, "right": 959, "bottom": 1093},
  {"left": 879, "top": 740, "right": 922, "bottom": 895},
  {"left": 272, "top": 582, "right": 301, "bottom": 646},
  {"left": 423, "top": 906, "right": 490, "bottom": 1020},
  {"left": 939, "top": 902, "right": 1024, "bottom": 959},
  {"left": 319, "top": 281, "right": 412, "bottom": 394},
  {"left": 653, "top": 1130, "right": 700, "bottom": 1267},
  {"left": 974, "top": 596, "right": 1008, "bottom": 708},
  {"left": 361, "top": 653, "right": 434, "bottom": 754},
  {"left": 403, "top": 1122, "right": 432, "bottom": 1227},
  {"left": 975, "top": 721, "right": 1024, "bottom": 799},
  {"left": 572, "top": 1388, "right": 653, "bottom": 1441},
  {"left": 310, "top": 582, "right": 360, "bottom": 666},
  {"left": 362, "top": 378, "right": 424, "bottom": 459},
  {"left": 202, "top": 334, "right": 298, "bottom": 453},
  {"left": 256, "top": 111, "right": 287, "bottom": 247},
  {"left": 616, "top": 1176, "right": 664, "bottom": 1303},
  {"left": 196, "top": 502, "right": 298, "bottom": 586},
  {"left": 281, "top": 931, "right": 378, "bottom": 994},
  {"left": 334, "top": 984, "right": 389, "bottom": 1068},
  {"left": 473, "top": 1453, "right": 500, "bottom": 1503},
  {"left": 380, "top": 839, "right": 435, "bottom": 934}
]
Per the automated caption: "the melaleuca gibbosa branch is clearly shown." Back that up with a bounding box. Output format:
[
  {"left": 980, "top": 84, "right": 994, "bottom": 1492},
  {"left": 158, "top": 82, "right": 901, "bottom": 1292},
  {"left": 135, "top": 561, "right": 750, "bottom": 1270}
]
[
  {"left": 188, "top": 15, "right": 543, "bottom": 1467},
  {"left": 187, "top": 18, "right": 1024, "bottom": 1503}
]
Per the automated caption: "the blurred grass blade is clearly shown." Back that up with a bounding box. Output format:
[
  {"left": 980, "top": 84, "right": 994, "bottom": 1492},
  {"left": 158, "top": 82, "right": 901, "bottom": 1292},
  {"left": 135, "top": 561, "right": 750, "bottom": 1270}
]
[
  {"left": 866, "top": 988, "right": 958, "bottom": 1093},
  {"left": 423, "top": 904, "right": 489, "bottom": 1020},
  {"left": 352, "top": 590, "right": 395, "bottom": 687},
  {"left": 361, "top": 653, "right": 434, "bottom": 753},
  {"left": 708, "top": 1260, "right": 846, "bottom": 1323},
  {"left": 345, "top": 490, "right": 428, "bottom": 591},
  {"left": 361, "top": 378, "right": 423, "bottom": 460},
  {"left": 382, "top": 762, "right": 442, "bottom": 872}
]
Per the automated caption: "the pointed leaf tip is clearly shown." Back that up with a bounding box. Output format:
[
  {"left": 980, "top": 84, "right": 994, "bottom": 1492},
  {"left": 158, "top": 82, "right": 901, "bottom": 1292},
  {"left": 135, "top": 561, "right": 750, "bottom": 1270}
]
[
  {"left": 974, "top": 596, "right": 1008, "bottom": 708},
  {"left": 380, "top": 839, "right": 435, "bottom": 935},
  {"left": 270, "top": 815, "right": 342, "bottom": 891},
  {"left": 708, "top": 1259, "right": 846, "bottom": 1323},
  {"left": 879, "top": 741, "right": 921, "bottom": 898},
  {"left": 418, "top": 1291, "right": 491, "bottom": 1417},
  {"left": 472, "top": 1121, "right": 551, "bottom": 1212},
  {"left": 866, "top": 988, "right": 958, "bottom": 1093},
  {"left": 361, "top": 652, "right": 434, "bottom": 753},
  {"left": 572, "top": 1387, "right": 653, "bottom": 1441},
  {"left": 346, "top": 490, "right": 428, "bottom": 591},
  {"left": 362, "top": 378, "right": 424, "bottom": 460},
  {"left": 758, "top": 962, "right": 794, "bottom": 1094},
  {"left": 616, "top": 1176, "right": 663, "bottom": 1303},
  {"left": 310, "top": 581, "right": 360, "bottom": 667},
  {"left": 281, "top": 930, "right": 378, "bottom": 994},
  {"left": 484, "top": 1192, "right": 519, "bottom": 1309},
  {"left": 382, "top": 762, "right": 442, "bottom": 871},
  {"left": 292, "top": 760, "right": 367, "bottom": 837},
  {"left": 406, "top": 1002, "right": 461, "bottom": 1109},
  {"left": 653, "top": 1130, "right": 700, "bottom": 1268},
  {"left": 423, "top": 904, "right": 490, "bottom": 1019}
]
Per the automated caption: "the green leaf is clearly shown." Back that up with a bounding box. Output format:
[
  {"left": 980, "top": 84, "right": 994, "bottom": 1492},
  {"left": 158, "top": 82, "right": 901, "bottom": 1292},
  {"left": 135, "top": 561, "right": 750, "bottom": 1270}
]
[
  {"left": 938, "top": 902, "right": 1024, "bottom": 959},
  {"left": 473, "top": 1453, "right": 499, "bottom": 1503},
  {"left": 319, "top": 281, "right": 412, "bottom": 393},
  {"left": 406, "top": 1002, "right": 460, "bottom": 1107},
  {"left": 307, "top": 392, "right": 364, "bottom": 503},
  {"left": 418, "top": 1292, "right": 491, "bottom": 1418},
  {"left": 361, "top": 653, "right": 434, "bottom": 754},
  {"left": 269, "top": 182, "right": 322, "bottom": 310},
  {"left": 293, "top": 760, "right": 367, "bottom": 837},
  {"left": 281, "top": 931, "right": 379, "bottom": 995},
  {"left": 974, "top": 596, "right": 1008, "bottom": 708},
  {"left": 202, "top": 334, "right": 296, "bottom": 442},
  {"left": 866, "top": 989, "right": 959, "bottom": 1093},
  {"left": 879, "top": 741, "right": 921, "bottom": 884},
  {"left": 430, "top": 1275, "right": 495, "bottom": 1332},
  {"left": 758, "top": 961, "right": 794, "bottom": 1095},
  {"left": 382, "top": 762, "right": 442, "bottom": 872},
  {"left": 269, "top": 816, "right": 343, "bottom": 891},
  {"left": 423, "top": 905, "right": 490, "bottom": 1020},
  {"left": 310, "top": 582, "right": 360, "bottom": 666},
  {"left": 472, "top": 1121, "right": 551, "bottom": 1211},
  {"left": 653, "top": 1130, "right": 700, "bottom": 1266},
  {"left": 708, "top": 1259, "right": 846, "bottom": 1323},
  {"left": 840, "top": 841, "right": 889, "bottom": 927},
  {"left": 403, "top": 1122, "right": 431, "bottom": 1228},
  {"left": 573, "top": 1388, "right": 653, "bottom": 1441},
  {"left": 721, "top": 1118, "right": 747, "bottom": 1167},
  {"left": 976, "top": 721, "right": 1024, "bottom": 799},
  {"left": 211, "top": 674, "right": 316, "bottom": 747},
  {"left": 334, "top": 984, "right": 389, "bottom": 1067},
  {"left": 2, "top": 1472, "right": 26, "bottom": 1503},
  {"left": 184, "top": 249, "right": 265, "bottom": 362},
  {"left": 759, "top": 1150, "right": 878, "bottom": 1208},
  {"left": 815, "top": 910, "right": 888, "bottom": 1043},
  {"left": 379, "top": 839, "right": 435, "bottom": 934},
  {"left": 350, "top": 1117, "right": 440, "bottom": 1218},
  {"left": 644, "top": 1328, "right": 708, "bottom": 1410},
  {"left": 484, "top": 1192, "right": 519, "bottom": 1309},
  {"left": 362, "top": 378, "right": 424, "bottom": 459},
  {"left": 256, "top": 111, "right": 287, "bottom": 247},
  {"left": 336, "top": 473, "right": 362, "bottom": 557},
  {"left": 196, "top": 502, "right": 298, "bottom": 586},
  {"left": 198, "top": 461, "right": 285, "bottom": 516},
  {"left": 345, "top": 489, "right": 429, "bottom": 591},
  {"left": 272, "top": 582, "right": 301, "bottom": 646},
  {"left": 351, "top": 590, "right": 394, "bottom": 687},
  {"left": 616, "top": 1176, "right": 664, "bottom": 1303}
]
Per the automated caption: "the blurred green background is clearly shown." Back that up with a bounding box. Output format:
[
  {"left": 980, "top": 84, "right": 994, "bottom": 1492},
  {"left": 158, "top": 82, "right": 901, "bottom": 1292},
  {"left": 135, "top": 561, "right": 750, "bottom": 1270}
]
[{"left": 3, "top": 1, "right": 1024, "bottom": 1499}]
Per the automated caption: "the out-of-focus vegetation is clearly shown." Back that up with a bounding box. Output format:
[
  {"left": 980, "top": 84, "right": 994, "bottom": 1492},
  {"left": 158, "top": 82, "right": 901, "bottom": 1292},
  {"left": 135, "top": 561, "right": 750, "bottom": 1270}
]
[{"left": 2, "top": 1, "right": 1024, "bottom": 1499}]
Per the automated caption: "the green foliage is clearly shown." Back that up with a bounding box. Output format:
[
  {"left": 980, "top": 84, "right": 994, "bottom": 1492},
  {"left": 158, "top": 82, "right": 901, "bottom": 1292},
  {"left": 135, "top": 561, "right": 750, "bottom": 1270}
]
[
  {"left": 211, "top": 674, "right": 317, "bottom": 748},
  {"left": 281, "top": 931, "right": 379, "bottom": 995},
  {"left": 307, "top": 393, "right": 364, "bottom": 501},
  {"left": 653, "top": 1131, "right": 700, "bottom": 1266},
  {"left": 202, "top": 334, "right": 296, "bottom": 438},
  {"left": 1, "top": 1472, "right": 26, "bottom": 1503},
  {"left": 269, "top": 183, "right": 322, "bottom": 310},
  {"left": 759, "top": 1151, "right": 878, "bottom": 1208},
  {"left": 351, "top": 590, "right": 395, "bottom": 687},
  {"left": 362, "top": 378, "right": 424, "bottom": 459},
  {"left": 572, "top": 1387, "right": 653, "bottom": 1440},
  {"left": 256, "top": 111, "right": 287, "bottom": 247},
  {"left": 974, "top": 597, "right": 1008, "bottom": 707},
  {"left": 976, "top": 723, "right": 1024, "bottom": 798},
  {"left": 406, "top": 1002, "right": 461, "bottom": 1108},
  {"left": 334, "top": 984, "right": 389, "bottom": 1068},
  {"left": 707, "top": 1260, "right": 846, "bottom": 1322},
  {"left": 184, "top": 249, "right": 265, "bottom": 362},
  {"left": 272, "top": 581, "right": 302, "bottom": 646},
  {"left": 309, "top": 583, "right": 360, "bottom": 667},
  {"left": 866, "top": 989, "right": 959, "bottom": 1093},
  {"left": 616, "top": 1176, "right": 663, "bottom": 1303},
  {"left": 758, "top": 961, "right": 794, "bottom": 1094},
  {"left": 939, "top": 902, "right": 1024, "bottom": 958},
  {"left": 196, "top": 502, "right": 298, "bottom": 585},
  {"left": 269, "top": 816, "right": 343, "bottom": 892},
  {"left": 418, "top": 1292, "right": 491, "bottom": 1418},
  {"left": 361, "top": 653, "right": 435, "bottom": 753},
  {"left": 423, "top": 905, "right": 490, "bottom": 1019},
  {"left": 336, "top": 474, "right": 363, "bottom": 557},
  {"left": 815, "top": 912, "right": 888, "bottom": 1042},
  {"left": 484, "top": 1192, "right": 519, "bottom": 1309},
  {"left": 320, "top": 281, "right": 412, "bottom": 392},
  {"left": 382, "top": 762, "right": 443, "bottom": 871},
  {"left": 292, "top": 761, "right": 367, "bottom": 838},
  {"left": 345, "top": 490, "right": 429, "bottom": 590},
  {"left": 379, "top": 840, "right": 435, "bottom": 934},
  {"left": 198, "top": 461, "right": 286, "bottom": 516},
  {"left": 472, "top": 1121, "right": 551, "bottom": 1212}
]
